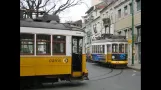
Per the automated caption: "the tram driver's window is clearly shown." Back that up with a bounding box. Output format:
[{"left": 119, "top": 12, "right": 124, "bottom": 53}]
[
  {"left": 112, "top": 44, "right": 118, "bottom": 53},
  {"left": 20, "top": 33, "right": 34, "bottom": 55},
  {"left": 119, "top": 44, "right": 124, "bottom": 53},
  {"left": 36, "top": 34, "right": 51, "bottom": 55},
  {"left": 53, "top": 35, "right": 66, "bottom": 54}
]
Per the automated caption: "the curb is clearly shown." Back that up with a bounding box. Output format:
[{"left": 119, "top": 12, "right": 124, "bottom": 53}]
[{"left": 127, "top": 66, "right": 141, "bottom": 71}]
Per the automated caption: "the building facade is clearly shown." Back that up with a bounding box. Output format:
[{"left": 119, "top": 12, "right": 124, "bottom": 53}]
[
  {"left": 82, "top": 2, "right": 106, "bottom": 53},
  {"left": 91, "top": 0, "right": 103, "bottom": 6},
  {"left": 114, "top": 0, "right": 141, "bottom": 64},
  {"left": 83, "top": 0, "right": 141, "bottom": 65}
]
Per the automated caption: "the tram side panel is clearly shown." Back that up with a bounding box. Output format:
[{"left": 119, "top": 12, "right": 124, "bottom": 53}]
[
  {"left": 20, "top": 32, "right": 88, "bottom": 80},
  {"left": 20, "top": 56, "right": 72, "bottom": 76}
]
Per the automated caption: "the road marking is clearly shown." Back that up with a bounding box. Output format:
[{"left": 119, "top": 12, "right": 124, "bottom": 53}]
[
  {"left": 133, "top": 70, "right": 137, "bottom": 72},
  {"left": 132, "top": 74, "right": 136, "bottom": 76}
]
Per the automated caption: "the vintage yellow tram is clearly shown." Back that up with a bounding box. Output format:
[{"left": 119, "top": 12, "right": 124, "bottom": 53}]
[
  {"left": 20, "top": 19, "right": 88, "bottom": 88},
  {"left": 89, "top": 35, "right": 128, "bottom": 68}
]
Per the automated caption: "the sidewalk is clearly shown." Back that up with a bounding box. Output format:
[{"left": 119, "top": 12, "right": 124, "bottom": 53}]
[
  {"left": 127, "top": 63, "right": 141, "bottom": 71},
  {"left": 127, "top": 60, "right": 141, "bottom": 71}
]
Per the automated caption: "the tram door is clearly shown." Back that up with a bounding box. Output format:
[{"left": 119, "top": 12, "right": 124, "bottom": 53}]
[{"left": 72, "top": 36, "right": 83, "bottom": 71}]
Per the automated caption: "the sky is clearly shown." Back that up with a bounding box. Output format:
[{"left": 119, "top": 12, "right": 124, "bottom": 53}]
[{"left": 59, "top": 0, "right": 91, "bottom": 23}]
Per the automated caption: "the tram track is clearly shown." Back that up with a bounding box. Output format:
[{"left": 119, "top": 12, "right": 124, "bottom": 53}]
[
  {"left": 89, "top": 68, "right": 113, "bottom": 79},
  {"left": 89, "top": 69, "right": 123, "bottom": 81},
  {"left": 86, "top": 62, "right": 124, "bottom": 82}
]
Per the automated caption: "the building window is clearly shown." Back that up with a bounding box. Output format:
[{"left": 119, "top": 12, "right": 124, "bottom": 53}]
[
  {"left": 137, "top": 26, "right": 141, "bottom": 42},
  {"left": 124, "top": 6, "right": 128, "bottom": 16},
  {"left": 20, "top": 33, "right": 34, "bottom": 55},
  {"left": 129, "top": 3, "right": 132, "bottom": 14},
  {"left": 53, "top": 35, "right": 66, "bottom": 54},
  {"left": 36, "top": 34, "right": 51, "bottom": 55},
  {"left": 118, "top": 9, "right": 121, "bottom": 18},
  {"left": 106, "top": 11, "right": 108, "bottom": 16},
  {"left": 124, "top": 30, "right": 127, "bottom": 38},
  {"left": 96, "top": 10, "right": 97, "bottom": 16},
  {"left": 136, "top": 0, "right": 141, "bottom": 11}
]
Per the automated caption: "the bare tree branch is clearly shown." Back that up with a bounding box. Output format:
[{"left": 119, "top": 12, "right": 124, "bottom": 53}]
[
  {"left": 46, "top": 4, "right": 56, "bottom": 14},
  {"left": 20, "top": 1, "right": 28, "bottom": 9},
  {"left": 53, "top": 0, "right": 83, "bottom": 15},
  {"left": 20, "top": 0, "right": 84, "bottom": 19},
  {"left": 39, "top": 0, "right": 50, "bottom": 8}
]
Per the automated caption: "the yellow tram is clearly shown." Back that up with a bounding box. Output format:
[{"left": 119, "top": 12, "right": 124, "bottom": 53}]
[
  {"left": 90, "top": 35, "right": 128, "bottom": 68},
  {"left": 20, "top": 19, "right": 88, "bottom": 88}
]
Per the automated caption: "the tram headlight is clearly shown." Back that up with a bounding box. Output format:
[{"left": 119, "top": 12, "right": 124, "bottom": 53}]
[{"left": 112, "top": 56, "right": 115, "bottom": 59}]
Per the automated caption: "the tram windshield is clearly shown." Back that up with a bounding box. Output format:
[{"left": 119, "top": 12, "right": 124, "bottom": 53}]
[
  {"left": 119, "top": 44, "right": 124, "bottom": 53},
  {"left": 112, "top": 44, "right": 118, "bottom": 53}
]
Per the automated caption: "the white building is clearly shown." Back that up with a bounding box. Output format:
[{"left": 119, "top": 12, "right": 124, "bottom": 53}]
[
  {"left": 99, "top": 0, "right": 116, "bottom": 35},
  {"left": 91, "top": 0, "right": 103, "bottom": 6},
  {"left": 82, "top": 2, "right": 106, "bottom": 53},
  {"left": 83, "top": 0, "right": 141, "bottom": 65}
]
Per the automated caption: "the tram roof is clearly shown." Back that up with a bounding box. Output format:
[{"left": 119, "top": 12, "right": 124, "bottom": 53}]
[
  {"left": 92, "top": 39, "right": 128, "bottom": 43},
  {"left": 20, "top": 20, "right": 84, "bottom": 31}
]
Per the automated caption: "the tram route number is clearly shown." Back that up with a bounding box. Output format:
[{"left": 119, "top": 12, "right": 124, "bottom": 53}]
[{"left": 49, "top": 59, "right": 61, "bottom": 62}]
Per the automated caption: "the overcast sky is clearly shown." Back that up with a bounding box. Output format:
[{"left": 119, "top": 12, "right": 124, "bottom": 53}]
[{"left": 59, "top": 0, "right": 91, "bottom": 23}]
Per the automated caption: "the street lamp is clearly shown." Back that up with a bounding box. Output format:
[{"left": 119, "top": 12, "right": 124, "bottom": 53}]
[{"left": 131, "top": 0, "right": 134, "bottom": 66}]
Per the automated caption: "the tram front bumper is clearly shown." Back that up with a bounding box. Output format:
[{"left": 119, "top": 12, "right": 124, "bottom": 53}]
[{"left": 111, "top": 61, "right": 128, "bottom": 65}]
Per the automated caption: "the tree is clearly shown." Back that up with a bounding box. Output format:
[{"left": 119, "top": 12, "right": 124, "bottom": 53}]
[
  {"left": 102, "top": 0, "right": 116, "bottom": 4},
  {"left": 20, "top": 0, "right": 84, "bottom": 19}
]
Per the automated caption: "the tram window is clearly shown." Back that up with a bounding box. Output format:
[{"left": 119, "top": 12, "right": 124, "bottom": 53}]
[
  {"left": 36, "top": 34, "right": 51, "bottom": 55},
  {"left": 100, "top": 45, "right": 102, "bottom": 53},
  {"left": 99, "top": 45, "right": 101, "bottom": 53},
  {"left": 102, "top": 45, "right": 105, "bottom": 53},
  {"left": 107, "top": 44, "right": 112, "bottom": 53},
  {"left": 125, "top": 44, "right": 128, "bottom": 53},
  {"left": 79, "top": 39, "right": 83, "bottom": 53},
  {"left": 53, "top": 35, "right": 66, "bottom": 54},
  {"left": 95, "top": 45, "right": 97, "bottom": 53},
  {"left": 98, "top": 45, "right": 100, "bottom": 53},
  {"left": 94, "top": 46, "right": 95, "bottom": 53},
  {"left": 20, "top": 33, "right": 34, "bottom": 55},
  {"left": 93, "top": 46, "right": 94, "bottom": 53},
  {"left": 112, "top": 44, "right": 118, "bottom": 53},
  {"left": 94, "top": 45, "right": 96, "bottom": 53},
  {"left": 119, "top": 44, "right": 124, "bottom": 53},
  {"left": 96, "top": 45, "right": 98, "bottom": 53}
]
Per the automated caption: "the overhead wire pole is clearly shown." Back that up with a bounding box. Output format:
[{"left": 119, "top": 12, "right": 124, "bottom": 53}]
[{"left": 131, "top": 0, "right": 134, "bottom": 66}]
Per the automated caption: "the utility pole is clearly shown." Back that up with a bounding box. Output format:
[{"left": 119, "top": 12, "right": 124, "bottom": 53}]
[{"left": 131, "top": 0, "right": 134, "bottom": 66}]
